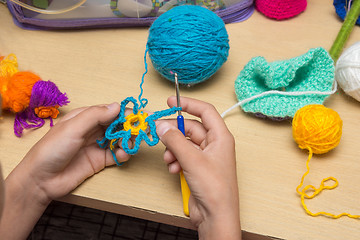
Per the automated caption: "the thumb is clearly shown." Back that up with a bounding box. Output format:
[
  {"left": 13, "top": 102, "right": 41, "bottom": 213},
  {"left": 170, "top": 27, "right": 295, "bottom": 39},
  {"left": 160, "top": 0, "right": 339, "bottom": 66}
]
[
  {"left": 157, "top": 121, "right": 200, "bottom": 171},
  {"left": 62, "top": 103, "right": 120, "bottom": 138}
]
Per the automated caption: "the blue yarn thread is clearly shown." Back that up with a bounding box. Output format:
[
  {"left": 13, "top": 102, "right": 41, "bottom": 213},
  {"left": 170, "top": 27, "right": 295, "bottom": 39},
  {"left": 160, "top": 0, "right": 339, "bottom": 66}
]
[
  {"left": 97, "top": 97, "right": 180, "bottom": 164},
  {"left": 334, "top": 0, "right": 360, "bottom": 25},
  {"left": 138, "top": 48, "right": 149, "bottom": 109},
  {"left": 97, "top": 49, "right": 181, "bottom": 162},
  {"left": 147, "top": 5, "right": 230, "bottom": 85}
]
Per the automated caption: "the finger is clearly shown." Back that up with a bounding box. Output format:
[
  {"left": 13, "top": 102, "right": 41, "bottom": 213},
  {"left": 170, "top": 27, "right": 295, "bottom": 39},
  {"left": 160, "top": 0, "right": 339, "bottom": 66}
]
[
  {"left": 157, "top": 121, "right": 202, "bottom": 171},
  {"left": 167, "top": 96, "right": 229, "bottom": 136},
  {"left": 168, "top": 161, "right": 182, "bottom": 174},
  {"left": 58, "top": 106, "right": 89, "bottom": 123},
  {"left": 118, "top": 138, "right": 134, "bottom": 150},
  {"left": 156, "top": 119, "right": 206, "bottom": 146},
  {"left": 62, "top": 103, "right": 120, "bottom": 138},
  {"left": 164, "top": 149, "right": 176, "bottom": 165},
  {"left": 114, "top": 148, "right": 131, "bottom": 164},
  {"left": 59, "top": 104, "right": 116, "bottom": 124},
  {"left": 163, "top": 138, "right": 202, "bottom": 165}
]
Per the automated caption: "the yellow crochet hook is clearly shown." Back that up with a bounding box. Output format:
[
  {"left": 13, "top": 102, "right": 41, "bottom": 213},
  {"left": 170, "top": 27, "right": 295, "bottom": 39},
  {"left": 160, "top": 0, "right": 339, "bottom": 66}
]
[{"left": 175, "top": 73, "right": 191, "bottom": 216}]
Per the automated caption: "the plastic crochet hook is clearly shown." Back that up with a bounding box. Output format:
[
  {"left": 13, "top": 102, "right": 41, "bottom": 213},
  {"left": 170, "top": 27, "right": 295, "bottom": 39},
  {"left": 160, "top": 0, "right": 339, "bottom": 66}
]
[{"left": 175, "top": 73, "right": 191, "bottom": 217}]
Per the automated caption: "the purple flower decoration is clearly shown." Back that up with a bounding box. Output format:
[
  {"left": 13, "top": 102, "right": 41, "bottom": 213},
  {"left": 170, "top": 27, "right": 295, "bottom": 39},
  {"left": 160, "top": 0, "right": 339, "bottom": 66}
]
[{"left": 14, "top": 80, "right": 69, "bottom": 137}]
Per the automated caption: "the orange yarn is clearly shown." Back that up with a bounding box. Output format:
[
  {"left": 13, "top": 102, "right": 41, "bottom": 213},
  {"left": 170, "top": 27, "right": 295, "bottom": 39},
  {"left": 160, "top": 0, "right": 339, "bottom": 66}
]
[
  {"left": 34, "top": 105, "right": 60, "bottom": 118},
  {"left": 0, "top": 76, "right": 9, "bottom": 96},
  {"left": 2, "top": 71, "right": 41, "bottom": 112}
]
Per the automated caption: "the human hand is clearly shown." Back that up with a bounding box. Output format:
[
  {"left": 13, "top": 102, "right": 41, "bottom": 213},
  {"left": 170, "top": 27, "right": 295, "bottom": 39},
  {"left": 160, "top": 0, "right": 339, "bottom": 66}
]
[
  {"left": 0, "top": 103, "right": 132, "bottom": 239},
  {"left": 20, "top": 103, "right": 132, "bottom": 202},
  {"left": 156, "top": 97, "right": 241, "bottom": 240}
]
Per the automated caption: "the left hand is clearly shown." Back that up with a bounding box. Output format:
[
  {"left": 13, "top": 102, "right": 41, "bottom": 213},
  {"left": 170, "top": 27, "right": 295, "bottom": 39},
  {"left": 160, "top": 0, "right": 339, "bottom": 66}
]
[{"left": 15, "top": 103, "right": 131, "bottom": 204}]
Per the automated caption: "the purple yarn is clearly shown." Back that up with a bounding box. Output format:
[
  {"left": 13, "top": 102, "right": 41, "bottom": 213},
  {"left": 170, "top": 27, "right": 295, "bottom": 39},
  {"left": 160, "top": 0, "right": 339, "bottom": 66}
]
[
  {"left": 14, "top": 80, "right": 69, "bottom": 137},
  {"left": 29, "top": 80, "right": 69, "bottom": 108}
]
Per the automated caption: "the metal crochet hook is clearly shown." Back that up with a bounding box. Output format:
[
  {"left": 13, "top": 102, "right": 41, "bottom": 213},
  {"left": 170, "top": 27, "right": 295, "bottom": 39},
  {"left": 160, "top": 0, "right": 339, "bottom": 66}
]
[
  {"left": 175, "top": 73, "right": 185, "bottom": 134},
  {"left": 175, "top": 73, "right": 191, "bottom": 216}
]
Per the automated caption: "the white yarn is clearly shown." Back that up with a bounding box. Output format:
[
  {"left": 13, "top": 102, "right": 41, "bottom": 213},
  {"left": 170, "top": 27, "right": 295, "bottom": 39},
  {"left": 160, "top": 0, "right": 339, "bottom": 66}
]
[
  {"left": 221, "top": 81, "right": 338, "bottom": 118},
  {"left": 335, "top": 41, "right": 360, "bottom": 102}
]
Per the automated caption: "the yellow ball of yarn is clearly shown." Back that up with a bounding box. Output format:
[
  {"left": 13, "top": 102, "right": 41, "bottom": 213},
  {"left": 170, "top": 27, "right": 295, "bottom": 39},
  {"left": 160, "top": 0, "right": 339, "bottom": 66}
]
[{"left": 292, "top": 104, "right": 342, "bottom": 154}]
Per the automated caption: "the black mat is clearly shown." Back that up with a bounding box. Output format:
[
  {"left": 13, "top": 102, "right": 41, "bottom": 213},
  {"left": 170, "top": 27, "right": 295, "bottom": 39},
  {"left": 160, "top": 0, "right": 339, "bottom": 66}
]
[{"left": 28, "top": 201, "right": 198, "bottom": 240}]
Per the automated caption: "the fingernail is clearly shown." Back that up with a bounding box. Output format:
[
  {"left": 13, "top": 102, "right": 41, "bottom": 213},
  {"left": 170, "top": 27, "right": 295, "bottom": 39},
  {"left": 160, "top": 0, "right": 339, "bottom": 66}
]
[
  {"left": 107, "top": 102, "right": 117, "bottom": 110},
  {"left": 156, "top": 122, "right": 173, "bottom": 138}
]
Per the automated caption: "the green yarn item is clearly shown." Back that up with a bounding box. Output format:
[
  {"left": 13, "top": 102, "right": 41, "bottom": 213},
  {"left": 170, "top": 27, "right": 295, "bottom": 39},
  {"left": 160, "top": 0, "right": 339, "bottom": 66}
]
[
  {"left": 235, "top": 47, "right": 335, "bottom": 119},
  {"left": 330, "top": 0, "right": 360, "bottom": 61}
]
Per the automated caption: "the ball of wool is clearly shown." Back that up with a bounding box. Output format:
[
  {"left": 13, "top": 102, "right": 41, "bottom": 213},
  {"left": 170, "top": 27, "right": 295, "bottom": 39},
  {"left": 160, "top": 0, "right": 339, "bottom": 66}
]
[
  {"left": 292, "top": 104, "right": 342, "bottom": 155},
  {"left": 147, "top": 5, "right": 229, "bottom": 85},
  {"left": 335, "top": 41, "right": 360, "bottom": 102}
]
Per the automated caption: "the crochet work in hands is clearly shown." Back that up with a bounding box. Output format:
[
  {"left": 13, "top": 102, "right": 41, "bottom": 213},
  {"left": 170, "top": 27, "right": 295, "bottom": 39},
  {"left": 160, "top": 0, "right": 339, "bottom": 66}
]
[
  {"left": 235, "top": 47, "right": 335, "bottom": 119},
  {"left": 97, "top": 97, "right": 180, "bottom": 164}
]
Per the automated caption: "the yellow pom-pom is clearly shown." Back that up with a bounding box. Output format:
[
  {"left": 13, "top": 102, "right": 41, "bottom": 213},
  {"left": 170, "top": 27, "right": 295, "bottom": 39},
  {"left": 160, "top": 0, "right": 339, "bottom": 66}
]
[
  {"left": 292, "top": 104, "right": 342, "bottom": 154},
  {"left": 0, "top": 54, "right": 18, "bottom": 78}
]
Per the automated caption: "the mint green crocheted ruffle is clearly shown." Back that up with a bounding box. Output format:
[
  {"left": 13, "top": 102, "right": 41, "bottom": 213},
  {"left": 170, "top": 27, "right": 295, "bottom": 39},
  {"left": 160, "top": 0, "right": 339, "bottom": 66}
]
[{"left": 235, "top": 47, "right": 335, "bottom": 119}]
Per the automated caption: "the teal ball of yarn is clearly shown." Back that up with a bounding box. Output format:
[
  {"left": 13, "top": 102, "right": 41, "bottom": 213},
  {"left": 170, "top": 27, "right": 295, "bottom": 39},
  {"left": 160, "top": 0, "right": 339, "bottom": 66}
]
[{"left": 147, "top": 5, "right": 230, "bottom": 85}]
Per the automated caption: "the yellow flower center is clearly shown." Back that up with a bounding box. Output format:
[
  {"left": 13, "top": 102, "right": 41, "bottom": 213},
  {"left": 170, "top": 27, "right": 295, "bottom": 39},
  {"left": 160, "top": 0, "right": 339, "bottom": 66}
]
[{"left": 123, "top": 111, "right": 148, "bottom": 135}]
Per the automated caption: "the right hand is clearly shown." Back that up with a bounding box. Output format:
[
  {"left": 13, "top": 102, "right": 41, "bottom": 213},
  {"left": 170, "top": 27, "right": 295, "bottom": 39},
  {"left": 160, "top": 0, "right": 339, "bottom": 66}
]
[{"left": 156, "top": 96, "right": 241, "bottom": 240}]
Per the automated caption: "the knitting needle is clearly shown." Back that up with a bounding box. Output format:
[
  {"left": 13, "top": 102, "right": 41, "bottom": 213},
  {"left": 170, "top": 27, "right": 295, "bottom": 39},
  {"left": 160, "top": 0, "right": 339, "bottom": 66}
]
[{"left": 175, "top": 73, "right": 191, "bottom": 216}]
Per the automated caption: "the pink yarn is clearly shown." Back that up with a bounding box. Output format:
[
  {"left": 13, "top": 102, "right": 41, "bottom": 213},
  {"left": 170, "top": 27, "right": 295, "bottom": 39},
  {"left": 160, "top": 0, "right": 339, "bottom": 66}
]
[{"left": 255, "top": 0, "right": 307, "bottom": 20}]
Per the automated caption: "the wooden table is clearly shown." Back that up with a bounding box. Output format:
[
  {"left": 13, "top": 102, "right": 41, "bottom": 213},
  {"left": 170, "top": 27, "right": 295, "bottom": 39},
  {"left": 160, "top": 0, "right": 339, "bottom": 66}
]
[{"left": 1, "top": 1, "right": 360, "bottom": 239}]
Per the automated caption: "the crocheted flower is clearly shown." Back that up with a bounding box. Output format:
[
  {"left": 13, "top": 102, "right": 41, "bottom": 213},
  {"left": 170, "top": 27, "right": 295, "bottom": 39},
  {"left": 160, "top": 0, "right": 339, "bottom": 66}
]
[{"left": 97, "top": 96, "right": 180, "bottom": 165}]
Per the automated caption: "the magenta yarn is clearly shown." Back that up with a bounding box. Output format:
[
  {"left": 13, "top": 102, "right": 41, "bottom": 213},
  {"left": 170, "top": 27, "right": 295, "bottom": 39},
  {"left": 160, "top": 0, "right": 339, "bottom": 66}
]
[
  {"left": 14, "top": 80, "right": 69, "bottom": 137},
  {"left": 255, "top": 0, "right": 307, "bottom": 20}
]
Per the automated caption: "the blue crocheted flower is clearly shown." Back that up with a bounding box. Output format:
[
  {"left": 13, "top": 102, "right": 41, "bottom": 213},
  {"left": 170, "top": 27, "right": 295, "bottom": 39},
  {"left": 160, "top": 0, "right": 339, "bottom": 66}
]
[{"left": 97, "top": 96, "right": 180, "bottom": 165}]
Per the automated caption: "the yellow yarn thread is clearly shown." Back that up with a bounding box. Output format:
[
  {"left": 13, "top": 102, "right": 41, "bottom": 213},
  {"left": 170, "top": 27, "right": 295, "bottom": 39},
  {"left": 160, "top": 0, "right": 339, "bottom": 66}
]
[
  {"left": 109, "top": 139, "right": 117, "bottom": 151},
  {"left": 0, "top": 54, "right": 19, "bottom": 78},
  {"left": 293, "top": 104, "right": 359, "bottom": 219},
  {"left": 123, "top": 112, "right": 148, "bottom": 135}
]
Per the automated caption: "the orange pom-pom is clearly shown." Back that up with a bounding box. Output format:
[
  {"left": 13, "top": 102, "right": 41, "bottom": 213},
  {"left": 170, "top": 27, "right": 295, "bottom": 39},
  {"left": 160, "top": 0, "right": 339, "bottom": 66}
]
[{"left": 2, "top": 71, "right": 40, "bottom": 112}]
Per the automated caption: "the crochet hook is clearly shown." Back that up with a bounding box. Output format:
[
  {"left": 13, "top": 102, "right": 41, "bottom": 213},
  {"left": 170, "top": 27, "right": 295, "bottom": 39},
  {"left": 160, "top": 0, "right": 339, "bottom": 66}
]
[{"left": 175, "top": 73, "right": 191, "bottom": 216}]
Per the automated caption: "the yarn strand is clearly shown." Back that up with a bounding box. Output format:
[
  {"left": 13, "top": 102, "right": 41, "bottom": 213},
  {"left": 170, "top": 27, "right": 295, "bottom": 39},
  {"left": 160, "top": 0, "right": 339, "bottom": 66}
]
[
  {"left": 138, "top": 48, "right": 149, "bottom": 110},
  {"left": 221, "top": 81, "right": 338, "bottom": 118},
  {"left": 296, "top": 148, "right": 360, "bottom": 219}
]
